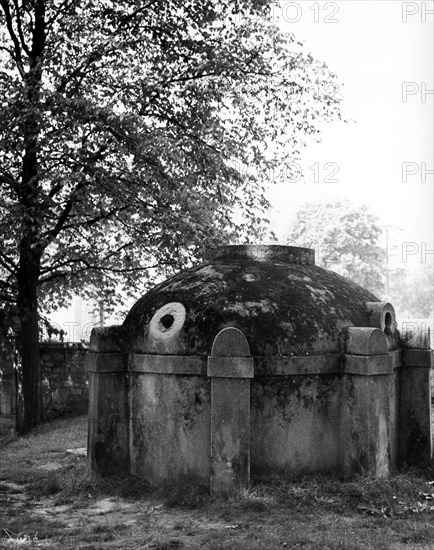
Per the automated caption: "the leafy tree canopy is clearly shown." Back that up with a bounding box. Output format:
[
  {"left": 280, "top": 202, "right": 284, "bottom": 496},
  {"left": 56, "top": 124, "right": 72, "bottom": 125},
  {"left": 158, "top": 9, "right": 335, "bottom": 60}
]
[
  {"left": 389, "top": 266, "right": 434, "bottom": 321},
  {"left": 285, "top": 200, "right": 386, "bottom": 296},
  {"left": 0, "top": 0, "right": 342, "bottom": 429},
  {"left": 0, "top": 0, "right": 341, "bottom": 313}
]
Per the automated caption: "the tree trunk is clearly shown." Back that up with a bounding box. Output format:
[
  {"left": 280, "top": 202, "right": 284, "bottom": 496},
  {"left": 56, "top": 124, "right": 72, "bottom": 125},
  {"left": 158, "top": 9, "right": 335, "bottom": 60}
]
[
  {"left": 18, "top": 111, "right": 43, "bottom": 432},
  {"left": 14, "top": 0, "right": 47, "bottom": 432},
  {"left": 17, "top": 256, "right": 41, "bottom": 432}
]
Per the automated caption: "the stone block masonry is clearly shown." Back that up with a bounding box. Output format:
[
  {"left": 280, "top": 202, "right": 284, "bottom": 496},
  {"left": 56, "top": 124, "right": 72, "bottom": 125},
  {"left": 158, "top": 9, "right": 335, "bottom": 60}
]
[
  {"left": 0, "top": 339, "right": 17, "bottom": 445},
  {"left": 88, "top": 245, "right": 433, "bottom": 490},
  {"left": 41, "top": 342, "right": 89, "bottom": 419},
  {"left": 1, "top": 340, "right": 89, "bottom": 444}
]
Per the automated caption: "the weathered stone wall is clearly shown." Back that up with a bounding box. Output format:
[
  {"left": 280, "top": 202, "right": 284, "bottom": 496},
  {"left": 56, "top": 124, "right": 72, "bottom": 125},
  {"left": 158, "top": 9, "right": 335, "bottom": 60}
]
[
  {"left": 0, "top": 340, "right": 16, "bottom": 446},
  {"left": 1, "top": 341, "right": 89, "bottom": 444},
  {"left": 251, "top": 373, "right": 344, "bottom": 479},
  {"left": 41, "top": 342, "right": 89, "bottom": 419},
  {"left": 430, "top": 353, "right": 434, "bottom": 450}
]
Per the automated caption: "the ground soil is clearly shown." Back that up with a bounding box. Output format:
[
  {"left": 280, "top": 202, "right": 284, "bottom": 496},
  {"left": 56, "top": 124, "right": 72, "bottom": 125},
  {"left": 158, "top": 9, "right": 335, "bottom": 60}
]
[{"left": 1, "top": 416, "right": 434, "bottom": 549}]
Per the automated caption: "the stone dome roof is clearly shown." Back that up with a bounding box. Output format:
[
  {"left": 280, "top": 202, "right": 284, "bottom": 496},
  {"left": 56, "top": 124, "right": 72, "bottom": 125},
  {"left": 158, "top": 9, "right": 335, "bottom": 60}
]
[{"left": 121, "top": 245, "right": 379, "bottom": 356}]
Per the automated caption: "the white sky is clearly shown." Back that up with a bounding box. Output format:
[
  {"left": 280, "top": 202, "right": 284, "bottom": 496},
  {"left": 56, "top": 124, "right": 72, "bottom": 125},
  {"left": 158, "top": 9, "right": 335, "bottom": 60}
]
[{"left": 267, "top": 0, "right": 434, "bottom": 267}]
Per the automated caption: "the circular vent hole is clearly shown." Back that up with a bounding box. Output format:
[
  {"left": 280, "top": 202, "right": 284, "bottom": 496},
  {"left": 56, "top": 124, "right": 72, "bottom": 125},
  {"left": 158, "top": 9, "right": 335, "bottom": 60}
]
[
  {"left": 384, "top": 312, "right": 392, "bottom": 333},
  {"left": 160, "top": 314, "right": 175, "bottom": 330}
]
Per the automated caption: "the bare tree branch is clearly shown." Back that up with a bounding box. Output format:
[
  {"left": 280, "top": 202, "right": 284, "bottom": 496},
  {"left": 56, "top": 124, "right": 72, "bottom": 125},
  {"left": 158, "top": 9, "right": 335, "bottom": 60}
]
[
  {"left": 43, "top": 205, "right": 127, "bottom": 236},
  {"left": 0, "top": 166, "right": 20, "bottom": 190},
  {"left": 0, "top": 293, "right": 16, "bottom": 302},
  {"left": 45, "top": 0, "right": 76, "bottom": 30},
  {"left": 40, "top": 239, "right": 134, "bottom": 276},
  {"left": 0, "top": 250, "right": 18, "bottom": 274},
  {"left": 116, "top": 0, "right": 160, "bottom": 29},
  {"left": 39, "top": 252, "right": 174, "bottom": 284},
  {"left": 0, "top": 0, "right": 26, "bottom": 78},
  {"left": 12, "top": 0, "right": 31, "bottom": 56}
]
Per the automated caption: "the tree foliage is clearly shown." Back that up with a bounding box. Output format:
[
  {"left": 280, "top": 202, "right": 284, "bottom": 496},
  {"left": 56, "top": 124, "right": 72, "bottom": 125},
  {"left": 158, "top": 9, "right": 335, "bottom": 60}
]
[
  {"left": 285, "top": 200, "right": 386, "bottom": 296},
  {"left": 389, "top": 266, "right": 434, "bottom": 320},
  {"left": 0, "top": 0, "right": 342, "bottom": 429}
]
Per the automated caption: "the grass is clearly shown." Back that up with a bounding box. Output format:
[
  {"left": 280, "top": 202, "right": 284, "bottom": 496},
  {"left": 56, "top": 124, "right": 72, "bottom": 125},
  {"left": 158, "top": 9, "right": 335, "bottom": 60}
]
[
  {"left": 1, "top": 416, "right": 434, "bottom": 549},
  {"left": 0, "top": 414, "right": 87, "bottom": 484}
]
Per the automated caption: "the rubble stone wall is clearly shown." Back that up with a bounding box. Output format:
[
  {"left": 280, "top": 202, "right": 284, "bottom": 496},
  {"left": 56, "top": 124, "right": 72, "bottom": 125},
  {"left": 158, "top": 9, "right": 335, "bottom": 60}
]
[
  {"left": 41, "top": 342, "right": 89, "bottom": 419},
  {"left": 0, "top": 340, "right": 16, "bottom": 445}
]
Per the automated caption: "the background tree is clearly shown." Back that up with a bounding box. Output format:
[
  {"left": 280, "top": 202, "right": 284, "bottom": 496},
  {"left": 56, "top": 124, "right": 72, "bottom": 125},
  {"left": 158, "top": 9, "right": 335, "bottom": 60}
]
[
  {"left": 389, "top": 266, "right": 434, "bottom": 321},
  {"left": 285, "top": 200, "right": 386, "bottom": 296},
  {"left": 0, "top": 0, "right": 342, "bottom": 430}
]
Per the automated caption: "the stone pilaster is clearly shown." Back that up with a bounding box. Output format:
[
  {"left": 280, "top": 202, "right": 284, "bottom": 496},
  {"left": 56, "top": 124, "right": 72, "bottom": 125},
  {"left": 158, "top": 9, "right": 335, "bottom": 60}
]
[
  {"left": 207, "top": 328, "right": 253, "bottom": 493},
  {"left": 341, "top": 327, "right": 396, "bottom": 479},
  {"left": 399, "top": 348, "right": 433, "bottom": 464},
  {"left": 86, "top": 326, "right": 129, "bottom": 475}
]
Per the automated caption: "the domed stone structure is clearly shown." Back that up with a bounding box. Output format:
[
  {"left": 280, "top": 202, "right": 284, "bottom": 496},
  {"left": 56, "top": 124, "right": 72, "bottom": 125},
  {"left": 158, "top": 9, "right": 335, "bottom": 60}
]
[
  {"left": 87, "top": 245, "right": 432, "bottom": 491},
  {"left": 123, "top": 245, "right": 384, "bottom": 357}
]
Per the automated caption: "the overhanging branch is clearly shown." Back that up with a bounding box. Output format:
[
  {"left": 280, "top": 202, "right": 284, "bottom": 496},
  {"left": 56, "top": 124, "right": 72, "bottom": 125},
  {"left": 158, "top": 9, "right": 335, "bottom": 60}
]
[
  {"left": 0, "top": 251, "right": 18, "bottom": 274},
  {"left": 39, "top": 258, "right": 173, "bottom": 284},
  {"left": 0, "top": 0, "right": 26, "bottom": 78},
  {"left": 11, "top": 0, "right": 31, "bottom": 56}
]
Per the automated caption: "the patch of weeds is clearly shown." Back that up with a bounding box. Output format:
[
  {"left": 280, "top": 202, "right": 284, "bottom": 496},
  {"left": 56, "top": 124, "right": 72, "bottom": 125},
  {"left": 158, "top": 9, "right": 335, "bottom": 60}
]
[
  {"left": 1, "top": 529, "right": 35, "bottom": 548},
  {"left": 148, "top": 539, "right": 185, "bottom": 550},
  {"left": 91, "top": 522, "right": 129, "bottom": 536},
  {"left": 1, "top": 515, "right": 67, "bottom": 541},
  {"left": 172, "top": 520, "right": 197, "bottom": 537},
  {"left": 82, "top": 533, "right": 116, "bottom": 543},
  {"left": 0, "top": 482, "right": 24, "bottom": 495},
  {"left": 28, "top": 457, "right": 111, "bottom": 502},
  {"left": 203, "top": 533, "right": 288, "bottom": 550},
  {"left": 116, "top": 474, "right": 153, "bottom": 499},
  {"left": 81, "top": 526, "right": 125, "bottom": 544},
  {"left": 0, "top": 468, "right": 47, "bottom": 486},
  {"left": 393, "top": 519, "right": 434, "bottom": 544},
  {"left": 236, "top": 498, "right": 270, "bottom": 513},
  {"left": 219, "top": 488, "right": 274, "bottom": 515},
  {"left": 400, "top": 529, "right": 432, "bottom": 544},
  {"left": 258, "top": 475, "right": 332, "bottom": 512},
  {"left": 45, "top": 460, "right": 154, "bottom": 503},
  {"left": 399, "top": 460, "right": 434, "bottom": 481},
  {"left": 53, "top": 495, "right": 75, "bottom": 506},
  {"left": 256, "top": 472, "right": 434, "bottom": 520},
  {"left": 325, "top": 541, "right": 382, "bottom": 550},
  {"left": 164, "top": 481, "right": 209, "bottom": 509},
  {"left": 49, "top": 458, "right": 91, "bottom": 496},
  {"left": 40, "top": 471, "right": 63, "bottom": 495},
  {"left": 317, "top": 527, "right": 391, "bottom": 550},
  {"left": 91, "top": 523, "right": 111, "bottom": 534}
]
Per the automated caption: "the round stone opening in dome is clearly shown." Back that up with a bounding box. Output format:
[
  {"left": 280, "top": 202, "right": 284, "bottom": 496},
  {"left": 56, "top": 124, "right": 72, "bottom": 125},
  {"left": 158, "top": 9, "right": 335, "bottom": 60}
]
[
  {"left": 212, "top": 244, "right": 315, "bottom": 265},
  {"left": 148, "top": 302, "right": 186, "bottom": 341},
  {"left": 160, "top": 314, "right": 175, "bottom": 329},
  {"left": 384, "top": 311, "right": 392, "bottom": 335}
]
